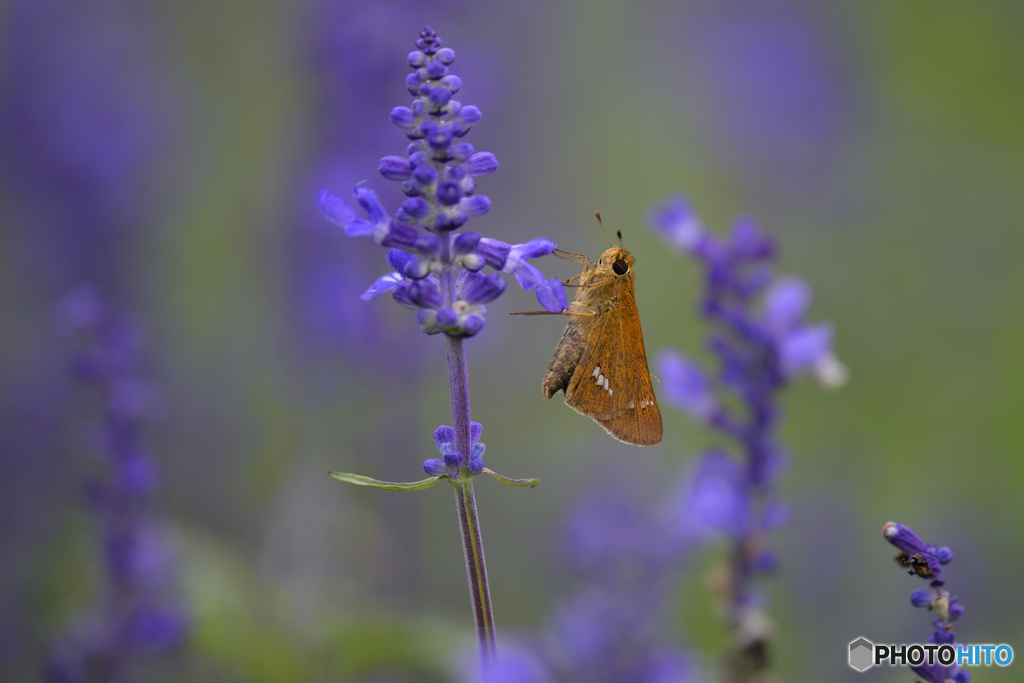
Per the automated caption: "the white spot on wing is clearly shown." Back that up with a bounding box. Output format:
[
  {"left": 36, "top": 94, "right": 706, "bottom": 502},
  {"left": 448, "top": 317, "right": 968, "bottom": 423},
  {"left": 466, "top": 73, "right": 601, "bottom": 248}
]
[
  {"left": 597, "top": 373, "right": 604, "bottom": 386},
  {"left": 592, "top": 366, "right": 601, "bottom": 378},
  {"left": 603, "top": 377, "right": 610, "bottom": 392}
]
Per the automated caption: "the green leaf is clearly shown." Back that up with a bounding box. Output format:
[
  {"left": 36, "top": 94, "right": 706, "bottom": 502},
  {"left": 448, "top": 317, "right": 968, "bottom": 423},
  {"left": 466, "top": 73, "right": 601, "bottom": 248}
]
[
  {"left": 328, "top": 472, "right": 445, "bottom": 492},
  {"left": 481, "top": 468, "right": 540, "bottom": 488}
]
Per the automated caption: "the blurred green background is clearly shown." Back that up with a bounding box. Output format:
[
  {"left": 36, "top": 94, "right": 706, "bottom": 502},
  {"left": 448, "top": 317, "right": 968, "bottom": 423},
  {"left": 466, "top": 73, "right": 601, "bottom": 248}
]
[{"left": 2, "top": 0, "right": 1022, "bottom": 681}]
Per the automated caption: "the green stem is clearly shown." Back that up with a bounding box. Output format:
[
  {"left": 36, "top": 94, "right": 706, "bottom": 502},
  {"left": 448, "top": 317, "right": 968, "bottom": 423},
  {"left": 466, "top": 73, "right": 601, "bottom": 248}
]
[
  {"left": 446, "top": 332, "right": 496, "bottom": 667},
  {"left": 455, "top": 480, "right": 496, "bottom": 664}
]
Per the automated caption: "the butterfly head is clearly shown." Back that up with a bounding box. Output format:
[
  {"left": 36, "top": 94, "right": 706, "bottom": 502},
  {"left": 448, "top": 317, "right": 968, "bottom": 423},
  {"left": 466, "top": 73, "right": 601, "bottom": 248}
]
[{"left": 597, "top": 246, "right": 634, "bottom": 277}]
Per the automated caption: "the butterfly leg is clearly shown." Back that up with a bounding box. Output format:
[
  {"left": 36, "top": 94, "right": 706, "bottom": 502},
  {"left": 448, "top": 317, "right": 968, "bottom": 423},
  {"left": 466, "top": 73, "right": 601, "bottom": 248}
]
[
  {"left": 561, "top": 272, "right": 584, "bottom": 286},
  {"left": 509, "top": 310, "right": 593, "bottom": 316},
  {"left": 552, "top": 249, "right": 591, "bottom": 267}
]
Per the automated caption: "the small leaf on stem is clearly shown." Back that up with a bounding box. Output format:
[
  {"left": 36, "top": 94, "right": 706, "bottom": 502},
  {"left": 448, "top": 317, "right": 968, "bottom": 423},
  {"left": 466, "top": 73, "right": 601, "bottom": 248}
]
[
  {"left": 481, "top": 468, "right": 540, "bottom": 488},
  {"left": 328, "top": 471, "right": 445, "bottom": 492}
]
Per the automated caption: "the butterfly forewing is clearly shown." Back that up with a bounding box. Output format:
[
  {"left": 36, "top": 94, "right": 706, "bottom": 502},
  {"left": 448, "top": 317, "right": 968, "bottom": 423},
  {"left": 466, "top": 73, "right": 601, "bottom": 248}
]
[{"left": 541, "top": 245, "right": 663, "bottom": 446}]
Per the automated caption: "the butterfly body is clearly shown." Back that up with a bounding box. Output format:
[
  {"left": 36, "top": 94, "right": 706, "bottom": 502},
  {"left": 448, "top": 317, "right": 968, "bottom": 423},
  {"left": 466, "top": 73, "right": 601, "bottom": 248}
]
[{"left": 542, "top": 246, "right": 663, "bottom": 446}]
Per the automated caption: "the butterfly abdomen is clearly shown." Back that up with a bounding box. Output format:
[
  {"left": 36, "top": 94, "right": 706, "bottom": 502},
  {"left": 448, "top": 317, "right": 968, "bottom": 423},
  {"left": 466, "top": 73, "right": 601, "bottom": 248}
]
[{"left": 542, "top": 318, "right": 588, "bottom": 399}]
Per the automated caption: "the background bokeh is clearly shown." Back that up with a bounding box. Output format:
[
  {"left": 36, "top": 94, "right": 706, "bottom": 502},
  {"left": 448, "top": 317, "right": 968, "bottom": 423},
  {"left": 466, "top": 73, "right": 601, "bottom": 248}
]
[{"left": 2, "top": 0, "right": 1022, "bottom": 681}]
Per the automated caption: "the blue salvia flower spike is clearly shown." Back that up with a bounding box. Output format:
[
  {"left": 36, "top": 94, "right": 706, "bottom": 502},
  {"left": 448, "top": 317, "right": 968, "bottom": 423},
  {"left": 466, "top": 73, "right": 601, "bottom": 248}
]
[
  {"left": 648, "top": 192, "right": 844, "bottom": 681},
  {"left": 321, "top": 26, "right": 555, "bottom": 670},
  {"left": 883, "top": 522, "right": 970, "bottom": 683},
  {"left": 47, "top": 284, "right": 187, "bottom": 682}
]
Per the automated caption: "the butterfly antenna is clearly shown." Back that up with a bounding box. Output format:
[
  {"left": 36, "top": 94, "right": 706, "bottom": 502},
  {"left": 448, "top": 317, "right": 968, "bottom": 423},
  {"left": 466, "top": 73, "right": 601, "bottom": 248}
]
[
  {"left": 594, "top": 211, "right": 614, "bottom": 248},
  {"left": 616, "top": 229, "right": 623, "bottom": 247}
]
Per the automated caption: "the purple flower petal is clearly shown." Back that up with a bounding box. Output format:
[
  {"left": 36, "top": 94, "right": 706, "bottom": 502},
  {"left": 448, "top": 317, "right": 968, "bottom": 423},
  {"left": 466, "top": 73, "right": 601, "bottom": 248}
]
[
  {"left": 434, "top": 425, "right": 454, "bottom": 452},
  {"left": 476, "top": 237, "right": 511, "bottom": 269},
  {"left": 514, "top": 262, "right": 567, "bottom": 311},
  {"left": 534, "top": 277, "right": 568, "bottom": 312},
  {"left": 423, "top": 458, "right": 447, "bottom": 476},
  {"left": 457, "top": 270, "right": 506, "bottom": 304},
  {"left": 883, "top": 522, "right": 928, "bottom": 555},
  {"left": 379, "top": 155, "right": 412, "bottom": 179},
  {"left": 658, "top": 349, "right": 717, "bottom": 422},
  {"left": 53, "top": 282, "right": 107, "bottom": 336},
  {"left": 399, "top": 196, "right": 430, "bottom": 219},
  {"left": 443, "top": 449, "right": 463, "bottom": 470},
  {"left": 407, "top": 279, "right": 443, "bottom": 309},
  {"left": 508, "top": 238, "right": 557, "bottom": 265},
  {"left": 385, "top": 248, "right": 414, "bottom": 273},
  {"left": 361, "top": 272, "right": 403, "bottom": 300},
  {"left": 460, "top": 194, "right": 491, "bottom": 215},
  {"left": 317, "top": 189, "right": 356, "bottom": 229},
  {"left": 464, "top": 151, "right": 497, "bottom": 175},
  {"left": 512, "top": 261, "right": 544, "bottom": 290},
  {"left": 389, "top": 106, "right": 415, "bottom": 128},
  {"left": 648, "top": 194, "right": 704, "bottom": 252},
  {"left": 687, "top": 452, "right": 749, "bottom": 538},
  {"left": 458, "top": 105, "right": 482, "bottom": 127},
  {"left": 353, "top": 184, "right": 388, "bottom": 225},
  {"left": 911, "top": 589, "right": 933, "bottom": 608},
  {"left": 778, "top": 323, "right": 830, "bottom": 374},
  {"left": 436, "top": 307, "right": 458, "bottom": 328},
  {"left": 763, "top": 276, "right": 810, "bottom": 332},
  {"left": 452, "top": 231, "right": 481, "bottom": 255}
]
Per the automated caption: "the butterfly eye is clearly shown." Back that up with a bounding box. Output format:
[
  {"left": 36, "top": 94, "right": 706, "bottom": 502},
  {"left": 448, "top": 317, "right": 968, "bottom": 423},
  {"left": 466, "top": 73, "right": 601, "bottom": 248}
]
[{"left": 612, "top": 259, "right": 629, "bottom": 275}]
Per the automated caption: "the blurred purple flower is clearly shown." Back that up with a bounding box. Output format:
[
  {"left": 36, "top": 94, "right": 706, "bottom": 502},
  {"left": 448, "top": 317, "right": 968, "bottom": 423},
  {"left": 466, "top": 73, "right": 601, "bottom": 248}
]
[
  {"left": 657, "top": 350, "right": 719, "bottom": 423},
  {"left": 460, "top": 644, "right": 551, "bottom": 683},
  {"left": 476, "top": 487, "right": 703, "bottom": 683},
  {"left": 0, "top": 4, "right": 175, "bottom": 673},
  {"left": 46, "top": 285, "right": 187, "bottom": 682},
  {"left": 0, "top": 0, "right": 172, "bottom": 291},
  {"left": 684, "top": 452, "right": 750, "bottom": 538},
  {"left": 647, "top": 195, "right": 708, "bottom": 255},
  {"left": 649, "top": 193, "right": 843, "bottom": 679},
  {"left": 670, "top": 1, "right": 855, "bottom": 183}
]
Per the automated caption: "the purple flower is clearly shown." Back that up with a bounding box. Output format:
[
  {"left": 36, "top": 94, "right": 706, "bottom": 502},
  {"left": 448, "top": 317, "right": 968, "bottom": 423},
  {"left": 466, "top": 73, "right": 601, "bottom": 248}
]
[
  {"left": 47, "top": 286, "right": 187, "bottom": 680},
  {"left": 669, "top": 3, "right": 853, "bottom": 187},
  {"left": 423, "top": 421, "right": 486, "bottom": 478},
  {"left": 883, "top": 521, "right": 929, "bottom": 557},
  {"left": 646, "top": 194, "right": 707, "bottom": 254},
  {"left": 657, "top": 349, "right": 719, "bottom": 423},
  {"left": 479, "top": 483, "right": 703, "bottom": 683},
  {"left": 684, "top": 452, "right": 750, "bottom": 538},
  {"left": 547, "top": 587, "right": 701, "bottom": 683},
  {"left": 0, "top": 1, "right": 172, "bottom": 289},
  {"left": 649, "top": 192, "right": 843, "bottom": 680},
  {"left": 562, "top": 494, "right": 686, "bottom": 586},
  {"left": 318, "top": 27, "right": 566, "bottom": 338},
  {"left": 762, "top": 277, "right": 846, "bottom": 387},
  {"left": 464, "top": 647, "right": 552, "bottom": 683},
  {"left": 883, "top": 521, "right": 969, "bottom": 682},
  {"left": 322, "top": 27, "right": 553, "bottom": 669},
  {"left": 912, "top": 663, "right": 971, "bottom": 683}
]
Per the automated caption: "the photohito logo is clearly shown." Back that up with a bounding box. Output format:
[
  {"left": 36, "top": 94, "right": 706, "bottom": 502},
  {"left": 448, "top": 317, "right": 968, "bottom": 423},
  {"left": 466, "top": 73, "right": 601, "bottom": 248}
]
[
  {"left": 847, "top": 637, "right": 1014, "bottom": 672},
  {"left": 849, "top": 638, "right": 874, "bottom": 672}
]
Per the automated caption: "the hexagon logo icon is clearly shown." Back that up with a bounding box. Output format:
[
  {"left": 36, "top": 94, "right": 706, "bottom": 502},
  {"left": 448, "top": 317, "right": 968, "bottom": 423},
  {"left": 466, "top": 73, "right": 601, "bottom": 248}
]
[{"left": 849, "top": 637, "right": 874, "bottom": 672}]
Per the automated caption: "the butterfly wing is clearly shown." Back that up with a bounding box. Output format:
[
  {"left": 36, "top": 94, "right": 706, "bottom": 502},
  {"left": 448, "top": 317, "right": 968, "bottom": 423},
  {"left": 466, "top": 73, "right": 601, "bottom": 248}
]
[{"left": 563, "top": 275, "right": 663, "bottom": 446}]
